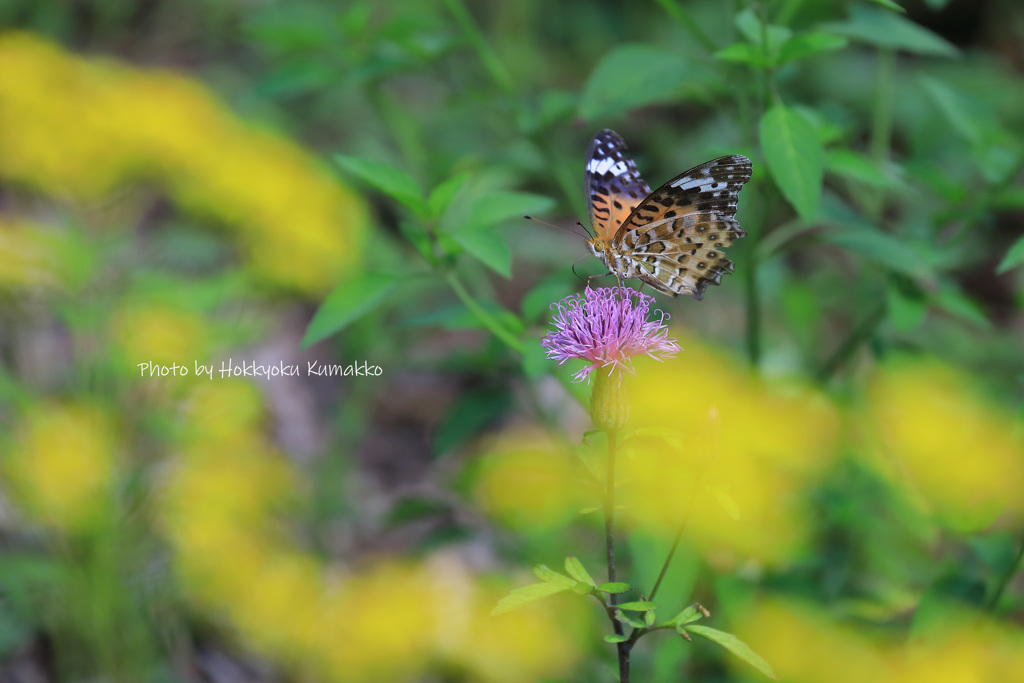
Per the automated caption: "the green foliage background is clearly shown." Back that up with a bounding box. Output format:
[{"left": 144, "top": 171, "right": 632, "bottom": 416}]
[{"left": 0, "top": 0, "right": 1023, "bottom": 681}]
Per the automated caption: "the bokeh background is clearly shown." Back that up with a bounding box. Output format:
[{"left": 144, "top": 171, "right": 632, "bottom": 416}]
[{"left": 1, "top": 0, "right": 1022, "bottom": 681}]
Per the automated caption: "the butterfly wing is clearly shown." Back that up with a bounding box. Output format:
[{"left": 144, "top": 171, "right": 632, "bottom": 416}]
[
  {"left": 612, "top": 155, "right": 752, "bottom": 299},
  {"left": 585, "top": 129, "right": 651, "bottom": 241}
]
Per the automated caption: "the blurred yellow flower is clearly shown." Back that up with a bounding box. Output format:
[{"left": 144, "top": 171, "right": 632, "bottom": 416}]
[
  {"left": 739, "top": 599, "right": 1024, "bottom": 683},
  {"left": 863, "top": 362, "right": 1024, "bottom": 532},
  {"left": 6, "top": 403, "right": 116, "bottom": 532},
  {"left": 0, "top": 31, "right": 366, "bottom": 294},
  {"left": 113, "top": 303, "right": 210, "bottom": 371},
  {"left": 622, "top": 338, "right": 840, "bottom": 564},
  {"left": 473, "top": 431, "right": 590, "bottom": 529}
]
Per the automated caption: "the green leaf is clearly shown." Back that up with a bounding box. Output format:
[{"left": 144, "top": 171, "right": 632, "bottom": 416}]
[
  {"left": 564, "top": 557, "right": 596, "bottom": 585},
  {"left": 866, "top": 0, "right": 906, "bottom": 12},
  {"left": 617, "top": 601, "right": 658, "bottom": 612},
  {"left": 604, "top": 634, "right": 629, "bottom": 643},
  {"left": 464, "top": 191, "right": 556, "bottom": 228},
  {"left": 825, "top": 149, "right": 890, "bottom": 188},
  {"left": 760, "top": 104, "right": 824, "bottom": 222},
  {"left": 571, "top": 581, "right": 594, "bottom": 595},
  {"left": 533, "top": 564, "right": 575, "bottom": 586},
  {"left": 597, "top": 582, "right": 633, "bottom": 594},
  {"left": 776, "top": 32, "right": 848, "bottom": 66},
  {"left": 644, "top": 610, "right": 657, "bottom": 627},
  {"left": 820, "top": 228, "right": 935, "bottom": 281},
  {"left": 334, "top": 155, "right": 426, "bottom": 216},
  {"left": 932, "top": 283, "right": 991, "bottom": 329},
  {"left": 428, "top": 172, "right": 471, "bottom": 219},
  {"left": 521, "top": 277, "right": 574, "bottom": 322},
  {"left": 685, "top": 625, "right": 778, "bottom": 680},
  {"left": 522, "top": 334, "right": 550, "bottom": 380},
  {"left": 302, "top": 273, "right": 401, "bottom": 348},
  {"left": 433, "top": 387, "right": 511, "bottom": 457},
  {"left": 580, "top": 44, "right": 691, "bottom": 120},
  {"left": 997, "top": 235, "right": 1024, "bottom": 274},
  {"left": 820, "top": 5, "right": 957, "bottom": 57},
  {"left": 919, "top": 76, "right": 992, "bottom": 146},
  {"left": 491, "top": 582, "right": 572, "bottom": 616},
  {"left": 886, "top": 283, "right": 927, "bottom": 332},
  {"left": 672, "top": 604, "right": 709, "bottom": 627},
  {"left": 448, "top": 223, "right": 512, "bottom": 278},
  {"left": 616, "top": 611, "right": 647, "bottom": 629},
  {"left": 714, "top": 42, "right": 770, "bottom": 68}
]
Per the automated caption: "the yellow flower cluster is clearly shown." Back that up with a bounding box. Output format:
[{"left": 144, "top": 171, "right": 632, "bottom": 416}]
[
  {"left": 622, "top": 338, "right": 841, "bottom": 565},
  {"left": 5, "top": 403, "right": 117, "bottom": 533},
  {"left": 0, "top": 32, "right": 365, "bottom": 294},
  {"left": 160, "top": 382, "right": 582, "bottom": 682},
  {"left": 739, "top": 599, "right": 1024, "bottom": 683},
  {"left": 863, "top": 362, "right": 1024, "bottom": 532}
]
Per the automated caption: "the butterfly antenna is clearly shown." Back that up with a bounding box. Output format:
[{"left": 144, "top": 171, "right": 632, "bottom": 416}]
[
  {"left": 524, "top": 215, "right": 589, "bottom": 240},
  {"left": 576, "top": 220, "right": 593, "bottom": 238}
]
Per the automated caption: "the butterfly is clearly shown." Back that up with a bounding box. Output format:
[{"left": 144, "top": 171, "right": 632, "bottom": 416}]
[{"left": 584, "top": 129, "right": 752, "bottom": 299}]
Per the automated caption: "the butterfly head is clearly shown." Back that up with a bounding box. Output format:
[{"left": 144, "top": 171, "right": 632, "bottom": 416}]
[{"left": 586, "top": 236, "right": 611, "bottom": 268}]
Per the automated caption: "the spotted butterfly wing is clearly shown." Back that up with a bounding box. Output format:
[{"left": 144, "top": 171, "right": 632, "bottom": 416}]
[
  {"left": 585, "top": 129, "right": 651, "bottom": 241},
  {"left": 585, "top": 129, "right": 752, "bottom": 299}
]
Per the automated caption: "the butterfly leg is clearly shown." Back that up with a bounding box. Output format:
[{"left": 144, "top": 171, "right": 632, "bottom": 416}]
[{"left": 586, "top": 272, "right": 614, "bottom": 290}]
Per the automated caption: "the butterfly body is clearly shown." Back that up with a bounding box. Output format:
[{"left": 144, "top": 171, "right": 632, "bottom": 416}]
[{"left": 584, "top": 129, "right": 752, "bottom": 299}]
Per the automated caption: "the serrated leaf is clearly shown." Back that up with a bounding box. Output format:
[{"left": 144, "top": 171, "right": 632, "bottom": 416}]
[
  {"left": 820, "top": 5, "right": 957, "bottom": 57},
  {"left": 302, "top": 273, "right": 401, "bottom": 348},
  {"left": 564, "top": 557, "right": 596, "bottom": 585},
  {"left": 617, "top": 601, "right": 658, "bottom": 612},
  {"left": 760, "top": 104, "right": 824, "bottom": 222},
  {"left": 428, "top": 172, "right": 471, "bottom": 219},
  {"left": 448, "top": 223, "right": 511, "bottom": 278},
  {"left": 334, "top": 155, "right": 426, "bottom": 216},
  {"left": 776, "top": 32, "right": 848, "bottom": 66},
  {"left": 685, "top": 625, "right": 777, "bottom": 680},
  {"left": 491, "top": 582, "right": 572, "bottom": 616},
  {"left": 580, "top": 44, "right": 691, "bottom": 120},
  {"left": 533, "top": 564, "right": 575, "bottom": 586},
  {"left": 997, "top": 235, "right": 1024, "bottom": 274},
  {"left": 604, "top": 634, "right": 629, "bottom": 643},
  {"left": 597, "top": 582, "right": 633, "bottom": 594}
]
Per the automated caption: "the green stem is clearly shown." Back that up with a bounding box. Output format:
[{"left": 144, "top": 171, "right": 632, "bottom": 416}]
[
  {"left": 441, "top": 0, "right": 518, "bottom": 101},
  {"left": 867, "top": 48, "right": 896, "bottom": 223},
  {"left": 744, "top": 246, "right": 761, "bottom": 367},
  {"left": 604, "top": 429, "right": 629, "bottom": 682},
  {"left": 815, "top": 302, "right": 885, "bottom": 382},
  {"left": 986, "top": 536, "right": 1024, "bottom": 613},
  {"left": 654, "top": 0, "right": 718, "bottom": 52},
  {"left": 444, "top": 272, "right": 523, "bottom": 353}
]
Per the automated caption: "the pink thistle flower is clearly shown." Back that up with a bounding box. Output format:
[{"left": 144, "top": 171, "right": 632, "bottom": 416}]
[{"left": 541, "top": 287, "right": 680, "bottom": 383}]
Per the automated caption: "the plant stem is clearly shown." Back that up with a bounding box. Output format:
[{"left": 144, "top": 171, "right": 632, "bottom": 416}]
[
  {"left": 867, "top": 47, "right": 896, "bottom": 223},
  {"left": 604, "top": 429, "right": 629, "bottom": 682},
  {"left": 815, "top": 302, "right": 885, "bottom": 382},
  {"left": 986, "top": 535, "right": 1024, "bottom": 613},
  {"left": 444, "top": 272, "right": 523, "bottom": 353}
]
